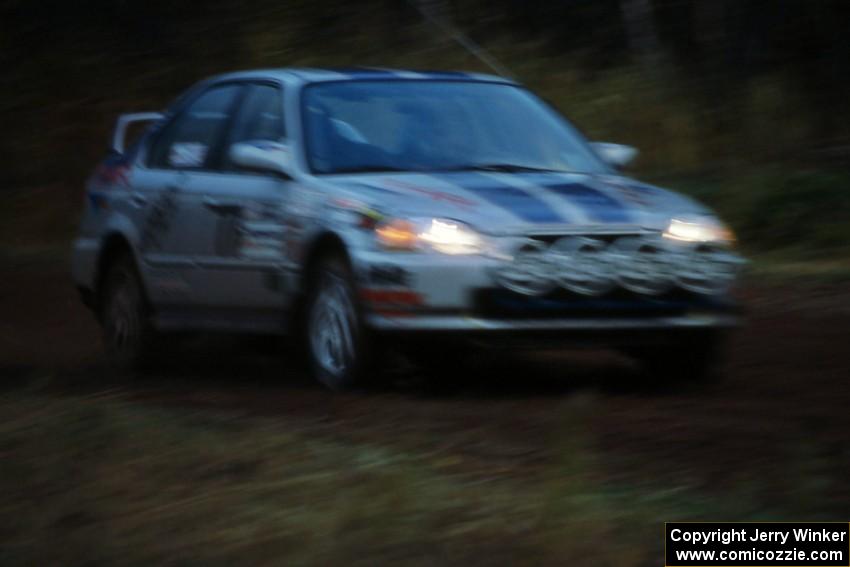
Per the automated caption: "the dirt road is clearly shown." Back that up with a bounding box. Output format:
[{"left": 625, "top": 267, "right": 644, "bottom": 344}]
[{"left": 3, "top": 259, "right": 850, "bottom": 514}]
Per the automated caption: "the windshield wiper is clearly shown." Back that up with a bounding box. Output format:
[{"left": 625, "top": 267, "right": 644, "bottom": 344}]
[{"left": 439, "top": 163, "right": 568, "bottom": 173}]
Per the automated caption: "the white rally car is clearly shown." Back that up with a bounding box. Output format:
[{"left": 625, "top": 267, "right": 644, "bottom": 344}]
[{"left": 71, "top": 68, "right": 744, "bottom": 388}]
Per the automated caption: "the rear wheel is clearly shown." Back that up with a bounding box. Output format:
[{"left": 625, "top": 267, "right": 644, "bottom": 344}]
[
  {"left": 306, "top": 256, "right": 370, "bottom": 389},
  {"left": 100, "top": 255, "right": 158, "bottom": 371}
]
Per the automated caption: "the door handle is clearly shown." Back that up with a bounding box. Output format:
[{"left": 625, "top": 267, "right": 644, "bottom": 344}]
[{"left": 203, "top": 196, "right": 243, "bottom": 215}]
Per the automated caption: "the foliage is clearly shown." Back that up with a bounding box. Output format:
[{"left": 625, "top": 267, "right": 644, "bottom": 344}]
[{"left": 653, "top": 169, "right": 850, "bottom": 257}]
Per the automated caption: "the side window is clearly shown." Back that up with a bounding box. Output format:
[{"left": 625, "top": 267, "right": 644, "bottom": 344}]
[
  {"left": 223, "top": 84, "right": 285, "bottom": 171},
  {"left": 148, "top": 84, "right": 242, "bottom": 169}
]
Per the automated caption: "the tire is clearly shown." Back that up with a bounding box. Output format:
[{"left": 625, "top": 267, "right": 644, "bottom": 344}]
[
  {"left": 305, "top": 255, "right": 370, "bottom": 389},
  {"left": 100, "top": 254, "right": 158, "bottom": 371},
  {"left": 628, "top": 331, "right": 728, "bottom": 388}
]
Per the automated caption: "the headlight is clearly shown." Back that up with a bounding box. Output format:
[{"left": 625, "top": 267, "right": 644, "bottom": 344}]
[
  {"left": 663, "top": 216, "right": 735, "bottom": 244},
  {"left": 419, "top": 218, "right": 483, "bottom": 255},
  {"left": 375, "top": 218, "right": 484, "bottom": 255},
  {"left": 374, "top": 219, "right": 418, "bottom": 250}
]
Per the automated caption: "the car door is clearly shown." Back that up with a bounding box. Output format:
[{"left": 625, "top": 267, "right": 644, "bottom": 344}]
[
  {"left": 133, "top": 83, "right": 245, "bottom": 306},
  {"left": 184, "top": 82, "right": 294, "bottom": 310}
]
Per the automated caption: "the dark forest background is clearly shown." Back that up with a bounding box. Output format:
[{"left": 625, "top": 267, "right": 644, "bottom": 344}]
[{"left": 2, "top": 0, "right": 849, "bottom": 260}]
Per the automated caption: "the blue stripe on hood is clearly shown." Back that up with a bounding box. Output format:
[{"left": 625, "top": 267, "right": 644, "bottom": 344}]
[
  {"left": 540, "top": 182, "right": 634, "bottom": 223},
  {"left": 431, "top": 172, "right": 567, "bottom": 223}
]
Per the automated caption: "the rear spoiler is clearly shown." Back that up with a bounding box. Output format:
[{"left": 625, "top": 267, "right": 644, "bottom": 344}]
[{"left": 111, "top": 112, "right": 163, "bottom": 154}]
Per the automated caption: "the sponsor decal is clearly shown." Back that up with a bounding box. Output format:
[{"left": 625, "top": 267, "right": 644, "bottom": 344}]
[
  {"left": 330, "top": 197, "right": 385, "bottom": 229},
  {"left": 203, "top": 200, "right": 242, "bottom": 257},
  {"left": 380, "top": 178, "right": 476, "bottom": 208},
  {"left": 168, "top": 142, "right": 207, "bottom": 168},
  {"left": 329, "top": 197, "right": 361, "bottom": 209},
  {"left": 208, "top": 201, "right": 285, "bottom": 259},
  {"left": 139, "top": 186, "right": 179, "bottom": 251}
]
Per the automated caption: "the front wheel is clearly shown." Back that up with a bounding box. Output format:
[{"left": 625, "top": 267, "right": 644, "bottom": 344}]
[{"left": 306, "top": 256, "right": 369, "bottom": 389}]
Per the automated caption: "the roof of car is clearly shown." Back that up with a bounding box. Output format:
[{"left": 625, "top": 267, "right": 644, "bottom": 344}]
[{"left": 209, "top": 67, "right": 517, "bottom": 85}]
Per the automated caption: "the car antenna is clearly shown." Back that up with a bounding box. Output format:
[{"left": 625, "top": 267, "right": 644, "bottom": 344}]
[{"left": 409, "top": 0, "right": 516, "bottom": 80}]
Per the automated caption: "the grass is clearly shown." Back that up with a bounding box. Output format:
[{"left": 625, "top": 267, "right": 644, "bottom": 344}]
[
  {"left": 745, "top": 255, "right": 850, "bottom": 283},
  {"left": 0, "top": 388, "right": 835, "bottom": 566}
]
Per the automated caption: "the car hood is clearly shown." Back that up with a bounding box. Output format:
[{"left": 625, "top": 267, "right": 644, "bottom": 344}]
[{"left": 322, "top": 171, "right": 713, "bottom": 234}]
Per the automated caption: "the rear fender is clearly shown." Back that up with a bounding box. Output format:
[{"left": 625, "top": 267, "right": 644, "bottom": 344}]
[
  {"left": 94, "top": 216, "right": 148, "bottom": 300},
  {"left": 103, "top": 213, "right": 143, "bottom": 253}
]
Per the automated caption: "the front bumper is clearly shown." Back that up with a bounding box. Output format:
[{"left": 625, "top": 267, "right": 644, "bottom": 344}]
[
  {"left": 355, "top": 249, "right": 741, "bottom": 336},
  {"left": 367, "top": 312, "right": 739, "bottom": 332}
]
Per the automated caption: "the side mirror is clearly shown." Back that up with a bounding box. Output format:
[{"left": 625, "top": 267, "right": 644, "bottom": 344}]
[
  {"left": 591, "top": 142, "right": 639, "bottom": 169},
  {"left": 229, "top": 140, "right": 294, "bottom": 178}
]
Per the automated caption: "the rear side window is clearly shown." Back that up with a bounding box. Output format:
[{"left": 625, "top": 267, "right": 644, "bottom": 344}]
[{"left": 148, "top": 84, "right": 242, "bottom": 169}]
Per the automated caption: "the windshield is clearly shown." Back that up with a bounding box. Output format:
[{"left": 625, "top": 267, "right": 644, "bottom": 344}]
[{"left": 301, "top": 80, "right": 609, "bottom": 175}]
